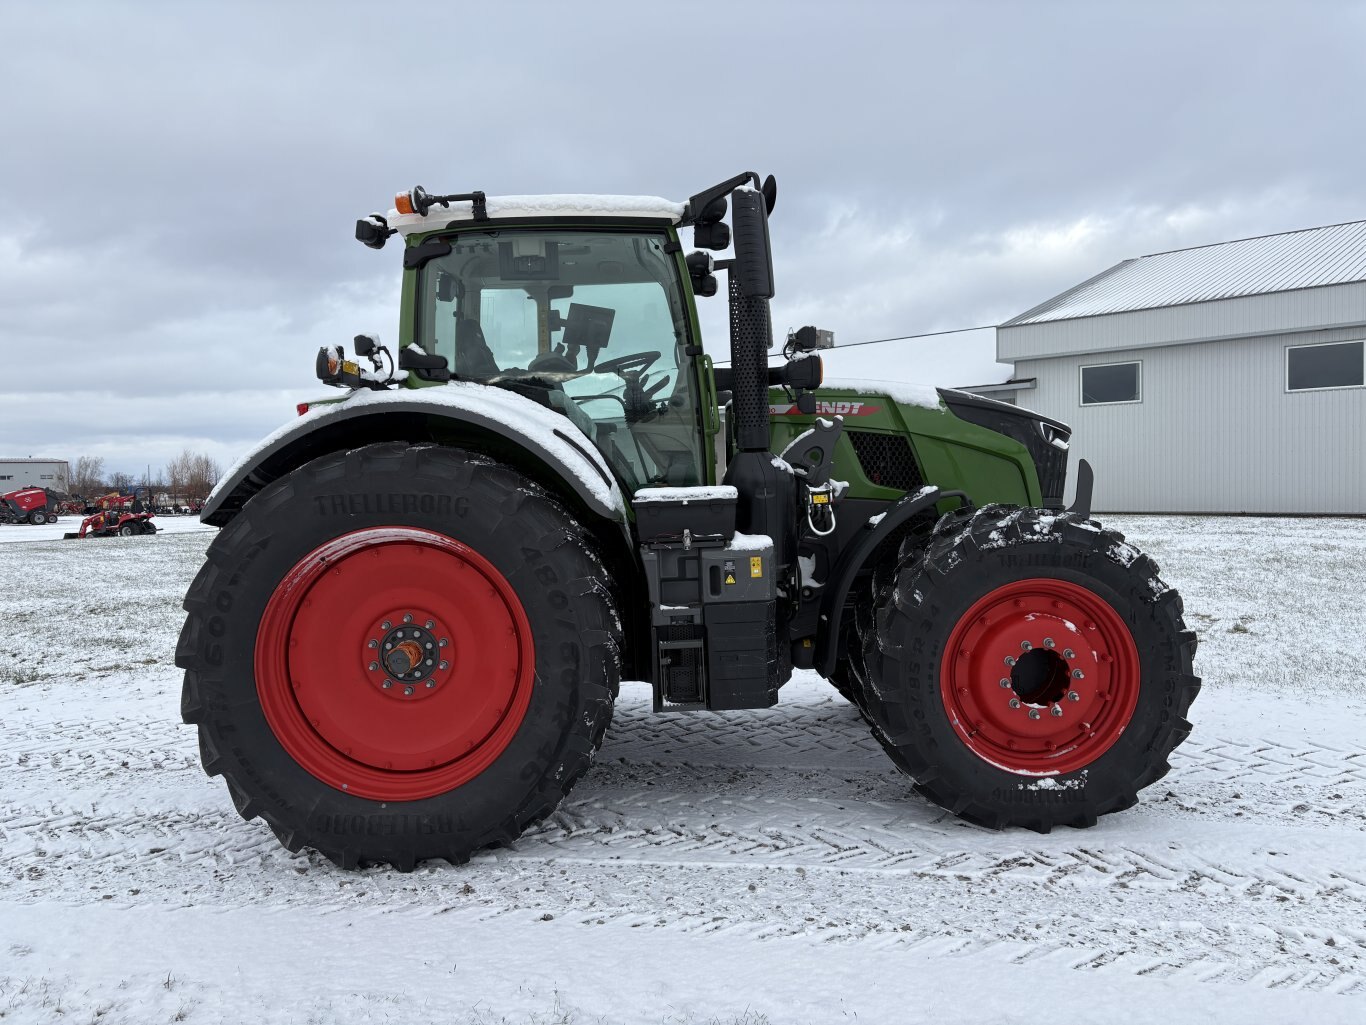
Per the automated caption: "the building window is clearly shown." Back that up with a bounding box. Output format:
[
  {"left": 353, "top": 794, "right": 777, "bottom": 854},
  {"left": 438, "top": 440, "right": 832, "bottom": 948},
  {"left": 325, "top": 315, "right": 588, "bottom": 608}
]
[
  {"left": 40, "top": 474, "right": 53, "bottom": 479},
  {"left": 1286, "top": 340, "right": 1365, "bottom": 392},
  {"left": 1080, "top": 361, "right": 1141, "bottom": 405}
]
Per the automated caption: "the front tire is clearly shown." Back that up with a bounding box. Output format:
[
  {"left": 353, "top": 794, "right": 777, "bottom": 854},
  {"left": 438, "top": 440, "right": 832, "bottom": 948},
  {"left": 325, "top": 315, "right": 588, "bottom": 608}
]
[
  {"left": 860, "top": 506, "right": 1199, "bottom": 832},
  {"left": 176, "top": 443, "right": 620, "bottom": 868}
]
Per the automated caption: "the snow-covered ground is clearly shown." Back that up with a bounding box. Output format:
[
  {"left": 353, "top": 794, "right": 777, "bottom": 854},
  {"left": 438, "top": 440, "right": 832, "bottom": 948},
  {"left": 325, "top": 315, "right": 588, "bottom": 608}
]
[
  {"left": 0, "top": 514, "right": 213, "bottom": 545},
  {"left": 1, "top": 516, "right": 1363, "bottom": 1024}
]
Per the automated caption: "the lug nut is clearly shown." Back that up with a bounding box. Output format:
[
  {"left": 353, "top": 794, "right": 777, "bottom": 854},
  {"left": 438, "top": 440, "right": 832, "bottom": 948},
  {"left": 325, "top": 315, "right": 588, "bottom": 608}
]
[
  {"left": 425, "top": 620, "right": 435, "bottom": 629},
  {"left": 403, "top": 614, "right": 413, "bottom": 623},
  {"left": 395, "top": 629, "right": 404, "bottom": 638},
  {"left": 425, "top": 642, "right": 433, "bottom": 649},
  {"left": 1072, "top": 669, "right": 1085, "bottom": 680},
  {"left": 1020, "top": 641, "right": 1032, "bottom": 652},
  {"left": 1004, "top": 656, "right": 1017, "bottom": 667},
  {"left": 1043, "top": 637, "right": 1055, "bottom": 648},
  {"left": 368, "top": 661, "right": 379, "bottom": 671},
  {"left": 1063, "top": 648, "right": 1075, "bottom": 659},
  {"left": 1028, "top": 708, "right": 1041, "bottom": 720},
  {"left": 425, "top": 680, "right": 435, "bottom": 689},
  {"left": 426, "top": 659, "right": 434, "bottom": 666},
  {"left": 382, "top": 680, "right": 393, "bottom": 689},
  {"left": 403, "top": 685, "right": 414, "bottom": 696},
  {"left": 382, "top": 621, "right": 391, "bottom": 630},
  {"left": 1068, "top": 690, "right": 1080, "bottom": 701},
  {"left": 1008, "top": 698, "right": 1021, "bottom": 709},
  {"left": 999, "top": 678, "right": 1011, "bottom": 688},
  {"left": 439, "top": 660, "right": 449, "bottom": 670},
  {"left": 368, "top": 639, "right": 379, "bottom": 649},
  {"left": 439, "top": 638, "right": 449, "bottom": 648},
  {"left": 1050, "top": 705, "right": 1063, "bottom": 717}
]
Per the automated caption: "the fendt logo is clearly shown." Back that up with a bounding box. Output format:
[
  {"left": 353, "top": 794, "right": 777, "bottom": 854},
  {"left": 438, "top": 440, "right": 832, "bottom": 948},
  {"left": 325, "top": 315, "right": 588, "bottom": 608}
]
[{"left": 769, "top": 401, "right": 881, "bottom": 417}]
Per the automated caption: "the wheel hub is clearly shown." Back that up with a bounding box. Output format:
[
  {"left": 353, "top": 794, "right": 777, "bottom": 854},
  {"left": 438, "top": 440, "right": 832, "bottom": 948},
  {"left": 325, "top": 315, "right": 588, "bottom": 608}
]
[
  {"left": 940, "top": 578, "right": 1141, "bottom": 775},
  {"left": 365, "top": 615, "right": 451, "bottom": 697}
]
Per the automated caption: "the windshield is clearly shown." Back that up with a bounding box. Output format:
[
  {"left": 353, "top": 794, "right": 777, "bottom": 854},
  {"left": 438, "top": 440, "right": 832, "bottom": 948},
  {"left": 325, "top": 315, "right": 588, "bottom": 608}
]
[{"left": 417, "top": 229, "right": 706, "bottom": 490}]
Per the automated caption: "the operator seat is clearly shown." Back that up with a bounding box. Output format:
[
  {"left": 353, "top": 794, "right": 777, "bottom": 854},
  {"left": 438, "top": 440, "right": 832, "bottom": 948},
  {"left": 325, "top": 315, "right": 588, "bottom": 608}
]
[{"left": 454, "top": 319, "right": 501, "bottom": 379}]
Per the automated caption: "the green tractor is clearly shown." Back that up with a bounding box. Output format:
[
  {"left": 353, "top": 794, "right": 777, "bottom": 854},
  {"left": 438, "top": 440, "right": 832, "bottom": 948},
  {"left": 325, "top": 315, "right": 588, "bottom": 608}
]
[{"left": 178, "top": 172, "right": 1199, "bottom": 869}]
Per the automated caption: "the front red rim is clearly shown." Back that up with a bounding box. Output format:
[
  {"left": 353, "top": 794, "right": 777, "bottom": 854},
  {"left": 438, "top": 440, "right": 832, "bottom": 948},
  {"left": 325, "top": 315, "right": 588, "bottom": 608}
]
[
  {"left": 939, "top": 578, "right": 1141, "bottom": 775},
  {"left": 255, "top": 527, "right": 535, "bottom": 801}
]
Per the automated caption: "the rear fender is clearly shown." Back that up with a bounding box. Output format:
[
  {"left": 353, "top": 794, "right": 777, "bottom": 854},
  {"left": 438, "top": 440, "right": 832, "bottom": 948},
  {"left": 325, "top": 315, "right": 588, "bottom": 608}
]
[{"left": 201, "top": 385, "right": 628, "bottom": 530}]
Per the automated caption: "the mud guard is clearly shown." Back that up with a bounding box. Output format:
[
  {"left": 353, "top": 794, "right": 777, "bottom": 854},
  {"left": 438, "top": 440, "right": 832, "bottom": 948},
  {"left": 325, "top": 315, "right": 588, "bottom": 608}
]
[
  {"left": 200, "top": 386, "right": 627, "bottom": 528},
  {"left": 814, "top": 486, "right": 972, "bottom": 679},
  {"left": 1067, "top": 458, "right": 1094, "bottom": 519}
]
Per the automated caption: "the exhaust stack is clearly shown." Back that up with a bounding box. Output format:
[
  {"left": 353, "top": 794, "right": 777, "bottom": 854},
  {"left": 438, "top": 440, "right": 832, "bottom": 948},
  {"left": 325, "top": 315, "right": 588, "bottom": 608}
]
[{"left": 720, "top": 184, "right": 796, "bottom": 569}]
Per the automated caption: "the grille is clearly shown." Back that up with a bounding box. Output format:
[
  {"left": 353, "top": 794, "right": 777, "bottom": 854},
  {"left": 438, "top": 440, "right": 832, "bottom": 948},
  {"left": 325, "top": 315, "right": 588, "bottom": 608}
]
[
  {"left": 847, "top": 431, "right": 925, "bottom": 492},
  {"left": 659, "top": 624, "right": 705, "bottom": 705}
]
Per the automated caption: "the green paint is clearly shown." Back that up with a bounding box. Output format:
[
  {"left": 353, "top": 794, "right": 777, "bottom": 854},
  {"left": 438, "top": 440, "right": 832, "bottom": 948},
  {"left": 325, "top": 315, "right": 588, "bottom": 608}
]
[{"left": 388, "top": 220, "right": 1039, "bottom": 511}]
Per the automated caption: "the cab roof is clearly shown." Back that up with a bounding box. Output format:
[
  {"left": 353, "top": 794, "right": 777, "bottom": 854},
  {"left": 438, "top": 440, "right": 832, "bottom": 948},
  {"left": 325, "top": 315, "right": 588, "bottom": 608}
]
[{"left": 388, "top": 194, "right": 685, "bottom": 236}]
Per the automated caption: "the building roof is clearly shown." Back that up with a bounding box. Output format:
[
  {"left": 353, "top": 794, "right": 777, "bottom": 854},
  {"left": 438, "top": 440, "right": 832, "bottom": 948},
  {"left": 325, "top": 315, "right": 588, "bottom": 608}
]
[
  {"left": 804, "top": 326, "right": 1013, "bottom": 390},
  {"left": 1004, "top": 218, "right": 1366, "bottom": 326}
]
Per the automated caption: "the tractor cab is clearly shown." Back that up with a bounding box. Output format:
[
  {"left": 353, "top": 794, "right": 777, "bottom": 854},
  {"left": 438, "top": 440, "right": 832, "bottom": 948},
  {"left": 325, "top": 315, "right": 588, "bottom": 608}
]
[{"left": 409, "top": 225, "right": 710, "bottom": 490}]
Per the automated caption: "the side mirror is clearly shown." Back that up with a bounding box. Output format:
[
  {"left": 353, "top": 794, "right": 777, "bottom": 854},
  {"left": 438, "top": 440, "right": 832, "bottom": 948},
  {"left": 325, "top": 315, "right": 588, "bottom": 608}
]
[{"left": 353, "top": 334, "right": 376, "bottom": 357}]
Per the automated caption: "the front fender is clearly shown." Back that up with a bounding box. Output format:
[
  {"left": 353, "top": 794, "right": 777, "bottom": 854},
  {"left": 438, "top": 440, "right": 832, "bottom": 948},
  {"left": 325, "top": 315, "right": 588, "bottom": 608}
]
[
  {"left": 202, "top": 383, "right": 627, "bottom": 527},
  {"left": 815, "top": 485, "right": 971, "bottom": 678}
]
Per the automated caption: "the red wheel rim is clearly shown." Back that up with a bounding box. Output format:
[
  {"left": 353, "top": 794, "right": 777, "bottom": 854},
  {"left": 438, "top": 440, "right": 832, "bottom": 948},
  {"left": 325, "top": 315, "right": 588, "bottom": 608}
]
[
  {"left": 939, "top": 578, "right": 1141, "bottom": 776},
  {"left": 255, "top": 527, "right": 535, "bottom": 801}
]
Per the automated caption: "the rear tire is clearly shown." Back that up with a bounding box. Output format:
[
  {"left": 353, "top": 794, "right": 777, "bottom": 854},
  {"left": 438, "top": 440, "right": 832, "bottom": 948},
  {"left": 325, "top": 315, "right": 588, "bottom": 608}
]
[
  {"left": 118, "top": 523, "right": 134, "bottom": 536},
  {"left": 859, "top": 506, "right": 1199, "bottom": 832},
  {"left": 176, "top": 443, "right": 620, "bottom": 869}
]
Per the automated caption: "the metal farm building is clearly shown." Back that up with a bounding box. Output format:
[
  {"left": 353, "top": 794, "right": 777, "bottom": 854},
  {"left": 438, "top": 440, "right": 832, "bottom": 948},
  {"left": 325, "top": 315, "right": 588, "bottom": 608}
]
[
  {"left": 0, "top": 458, "right": 69, "bottom": 493},
  {"left": 998, "top": 220, "right": 1366, "bottom": 514}
]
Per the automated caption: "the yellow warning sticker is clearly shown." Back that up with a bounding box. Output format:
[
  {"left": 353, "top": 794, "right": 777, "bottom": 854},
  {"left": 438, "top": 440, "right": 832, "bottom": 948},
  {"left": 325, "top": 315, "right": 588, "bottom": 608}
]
[
  {"left": 341, "top": 359, "right": 359, "bottom": 375},
  {"left": 812, "top": 492, "right": 829, "bottom": 504},
  {"left": 724, "top": 573, "right": 736, "bottom": 585},
  {"left": 750, "top": 556, "right": 763, "bottom": 578}
]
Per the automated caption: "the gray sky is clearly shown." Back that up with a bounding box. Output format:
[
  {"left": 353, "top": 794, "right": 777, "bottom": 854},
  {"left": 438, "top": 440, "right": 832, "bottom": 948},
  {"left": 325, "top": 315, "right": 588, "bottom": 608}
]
[{"left": 3, "top": 0, "right": 1364, "bottom": 479}]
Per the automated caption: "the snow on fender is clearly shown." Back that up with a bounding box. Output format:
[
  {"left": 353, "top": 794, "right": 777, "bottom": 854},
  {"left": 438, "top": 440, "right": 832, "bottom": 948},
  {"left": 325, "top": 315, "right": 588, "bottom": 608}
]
[{"left": 202, "top": 382, "right": 628, "bottom": 526}]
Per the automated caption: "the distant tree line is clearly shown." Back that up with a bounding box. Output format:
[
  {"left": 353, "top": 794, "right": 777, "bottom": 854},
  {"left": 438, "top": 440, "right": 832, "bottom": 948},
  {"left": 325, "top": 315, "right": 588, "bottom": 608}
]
[{"left": 68, "top": 450, "right": 222, "bottom": 506}]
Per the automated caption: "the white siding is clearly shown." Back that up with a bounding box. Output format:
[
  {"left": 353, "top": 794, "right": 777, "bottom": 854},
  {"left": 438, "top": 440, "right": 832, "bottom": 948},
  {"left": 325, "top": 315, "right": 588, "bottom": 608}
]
[
  {"left": 0, "top": 460, "right": 69, "bottom": 493},
  {"left": 1014, "top": 328, "right": 1366, "bottom": 514}
]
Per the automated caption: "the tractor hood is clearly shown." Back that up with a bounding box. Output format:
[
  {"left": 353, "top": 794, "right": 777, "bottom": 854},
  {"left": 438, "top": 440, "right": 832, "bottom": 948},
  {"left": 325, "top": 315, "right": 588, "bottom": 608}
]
[{"left": 937, "top": 388, "right": 1072, "bottom": 508}]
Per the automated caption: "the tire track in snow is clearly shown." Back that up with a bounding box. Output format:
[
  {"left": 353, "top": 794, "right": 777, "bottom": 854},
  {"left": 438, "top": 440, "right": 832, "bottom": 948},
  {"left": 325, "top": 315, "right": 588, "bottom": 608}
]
[
  {"left": 5, "top": 786, "right": 1364, "bottom": 902},
  {"left": 10, "top": 697, "right": 1366, "bottom": 785},
  {"left": 2, "top": 799, "right": 1362, "bottom": 996}
]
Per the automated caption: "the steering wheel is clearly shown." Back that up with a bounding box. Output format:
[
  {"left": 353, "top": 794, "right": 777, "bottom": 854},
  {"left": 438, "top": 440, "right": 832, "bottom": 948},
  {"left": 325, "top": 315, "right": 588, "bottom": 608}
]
[{"left": 592, "top": 350, "right": 660, "bottom": 376}]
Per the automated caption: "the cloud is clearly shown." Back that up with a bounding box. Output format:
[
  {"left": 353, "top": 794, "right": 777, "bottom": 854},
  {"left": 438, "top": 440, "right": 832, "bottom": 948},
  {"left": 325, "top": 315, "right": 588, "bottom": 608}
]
[{"left": 2, "top": 1, "right": 1365, "bottom": 477}]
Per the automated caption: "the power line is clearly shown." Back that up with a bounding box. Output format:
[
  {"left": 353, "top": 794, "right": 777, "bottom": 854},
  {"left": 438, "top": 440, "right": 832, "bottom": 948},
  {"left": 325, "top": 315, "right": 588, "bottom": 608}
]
[{"left": 711, "top": 323, "right": 998, "bottom": 365}]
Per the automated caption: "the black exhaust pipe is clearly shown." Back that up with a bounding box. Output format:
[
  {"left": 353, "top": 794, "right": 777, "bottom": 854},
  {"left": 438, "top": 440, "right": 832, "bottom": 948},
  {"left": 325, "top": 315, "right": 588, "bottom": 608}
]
[{"left": 722, "top": 185, "right": 796, "bottom": 568}]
